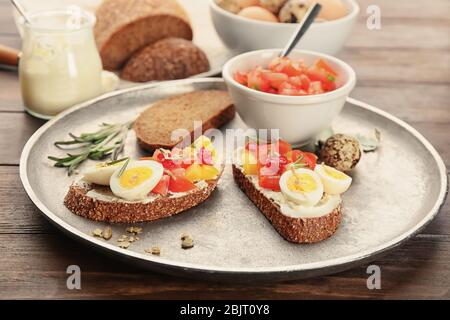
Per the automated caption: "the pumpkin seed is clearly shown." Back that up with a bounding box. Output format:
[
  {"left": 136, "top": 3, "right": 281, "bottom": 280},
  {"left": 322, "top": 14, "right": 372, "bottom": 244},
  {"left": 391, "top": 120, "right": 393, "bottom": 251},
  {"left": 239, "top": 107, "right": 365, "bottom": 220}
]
[
  {"left": 118, "top": 241, "right": 131, "bottom": 249},
  {"left": 92, "top": 228, "right": 103, "bottom": 237},
  {"left": 145, "top": 247, "right": 161, "bottom": 255},
  {"left": 102, "top": 227, "right": 112, "bottom": 240},
  {"left": 181, "top": 234, "right": 194, "bottom": 249},
  {"left": 126, "top": 227, "right": 142, "bottom": 234}
]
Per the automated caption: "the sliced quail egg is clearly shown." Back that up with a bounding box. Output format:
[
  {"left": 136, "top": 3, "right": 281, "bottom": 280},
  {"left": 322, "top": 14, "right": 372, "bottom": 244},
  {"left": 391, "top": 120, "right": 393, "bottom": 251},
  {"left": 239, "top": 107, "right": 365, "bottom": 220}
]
[
  {"left": 82, "top": 159, "right": 127, "bottom": 186},
  {"left": 110, "top": 160, "right": 163, "bottom": 201},
  {"left": 279, "top": 168, "right": 323, "bottom": 206},
  {"left": 315, "top": 164, "right": 352, "bottom": 195},
  {"left": 281, "top": 194, "right": 341, "bottom": 218}
]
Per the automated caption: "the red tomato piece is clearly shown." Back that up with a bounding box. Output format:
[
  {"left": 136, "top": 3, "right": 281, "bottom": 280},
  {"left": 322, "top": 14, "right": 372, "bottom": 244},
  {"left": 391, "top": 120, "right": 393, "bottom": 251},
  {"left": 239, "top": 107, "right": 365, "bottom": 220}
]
[
  {"left": 234, "top": 71, "right": 248, "bottom": 85},
  {"left": 289, "top": 150, "right": 317, "bottom": 170},
  {"left": 259, "top": 175, "right": 281, "bottom": 191},
  {"left": 288, "top": 74, "right": 311, "bottom": 91},
  {"left": 302, "top": 152, "right": 318, "bottom": 169},
  {"left": 168, "top": 175, "right": 197, "bottom": 193},
  {"left": 315, "top": 59, "right": 338, "bottom": 77},
  {"left": 261, "top": 72, "right": 289, "bottom": 89},
  {"left": 151, "top": 175, "right": 170, "bottom": 196},
  {"left": 278, "top": 82, "right": 307, "bottom": 96},
  {"left": 170, "top": 167, "right": 186, "bottom": 177},
  {"left": 268, "top": 57, "right": 303, "bottom": 77},
  {"left": 247, "top": 67, "right": 271, "bottom": 92},
  {"left": 274, "top": 139, "right": 292, "bottom": 156}
]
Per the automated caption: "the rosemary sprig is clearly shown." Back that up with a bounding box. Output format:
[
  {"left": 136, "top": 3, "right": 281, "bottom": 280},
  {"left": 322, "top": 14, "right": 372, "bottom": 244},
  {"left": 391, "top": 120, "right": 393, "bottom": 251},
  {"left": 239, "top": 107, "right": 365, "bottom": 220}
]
[
  {"left": 288, "top": 154, "right": 307, "bottom": 170},
  {"left": 48, "top": 121, "right": 133, "bottom": 175},
  {"left": 116, "top": 158, "right": 130, "bottom": 178}
]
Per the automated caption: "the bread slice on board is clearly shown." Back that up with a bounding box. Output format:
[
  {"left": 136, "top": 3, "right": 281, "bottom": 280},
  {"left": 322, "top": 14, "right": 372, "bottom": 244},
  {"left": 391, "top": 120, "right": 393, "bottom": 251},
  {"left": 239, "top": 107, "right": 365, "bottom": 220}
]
[
  {"left": 121, "top": 38, "right": 210, "bottom": 82},
  {"left": 134, "top": 90, "right": 235, "bottom": 153},
  {"left": 232, "top": 165, "right": 342, "bottom": 243},
  {"left": 64, "top": 177, "right": 220, "bottom": 223},
  {"left": 94, "top": 0, "right": 193, "bottom": 70}
]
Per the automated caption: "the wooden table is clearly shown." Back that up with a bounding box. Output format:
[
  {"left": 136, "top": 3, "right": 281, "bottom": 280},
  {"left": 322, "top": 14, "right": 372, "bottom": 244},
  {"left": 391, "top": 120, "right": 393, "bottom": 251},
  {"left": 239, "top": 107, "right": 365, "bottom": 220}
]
[{"left": 0, "top": 0, "right": 449, "bottom": 299}]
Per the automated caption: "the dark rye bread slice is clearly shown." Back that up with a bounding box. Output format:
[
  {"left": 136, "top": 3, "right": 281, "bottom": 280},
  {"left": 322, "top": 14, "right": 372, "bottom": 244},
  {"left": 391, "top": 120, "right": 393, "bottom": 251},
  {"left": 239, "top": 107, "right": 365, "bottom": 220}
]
[
  {"left": 121, "top": 38, "right": 210, "bottom": 82},
  {"left": 64, "top": 178, "right": 220, "bottom": 223},
  {"left": 232, "top": 165, "right": 342, "bottom": 243},
  {"left": 94, "top": 0, "right": 193, "bottom": 70},
  {"left": 135, "top": 90, "right": 235, "bottom": 152}
]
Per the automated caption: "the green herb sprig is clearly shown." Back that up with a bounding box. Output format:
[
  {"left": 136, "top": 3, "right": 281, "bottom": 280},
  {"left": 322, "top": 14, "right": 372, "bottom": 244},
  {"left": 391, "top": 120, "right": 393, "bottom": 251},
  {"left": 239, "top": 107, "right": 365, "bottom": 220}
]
[{"left": 48, "top": 121, "right": 133, "bottom": 175}]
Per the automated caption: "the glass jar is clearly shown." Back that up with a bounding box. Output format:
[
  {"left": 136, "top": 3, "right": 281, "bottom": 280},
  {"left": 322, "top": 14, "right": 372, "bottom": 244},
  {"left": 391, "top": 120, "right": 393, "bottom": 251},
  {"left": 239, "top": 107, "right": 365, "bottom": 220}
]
[{"left": 19, "top": 8, "right": 103, "bottom": 119}]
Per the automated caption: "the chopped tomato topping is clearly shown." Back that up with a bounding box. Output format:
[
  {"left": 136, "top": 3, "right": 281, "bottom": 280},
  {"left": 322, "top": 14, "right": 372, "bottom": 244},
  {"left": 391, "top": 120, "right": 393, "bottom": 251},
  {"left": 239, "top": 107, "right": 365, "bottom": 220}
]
[
  {"left": 234, "top": 56, "right": 338, "bottom": 96},
  {"left": 274, "top": 139, "right": 292, "bottom": 156},
  {"left": 168, "top": 175, "right": 197, "bottom": 193},
  {"left": 259, "top": 175, "right": 281, "bottom": 191},
  {"left": 151, "top": 175, "right": 170, "bottom": 196}
]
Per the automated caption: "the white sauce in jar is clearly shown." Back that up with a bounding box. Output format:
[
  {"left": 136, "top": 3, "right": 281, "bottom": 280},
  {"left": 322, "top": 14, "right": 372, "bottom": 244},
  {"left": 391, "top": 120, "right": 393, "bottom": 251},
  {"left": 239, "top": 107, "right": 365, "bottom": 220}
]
[{"left": 19, "top": 9, "right": 103, "bottom": 119}]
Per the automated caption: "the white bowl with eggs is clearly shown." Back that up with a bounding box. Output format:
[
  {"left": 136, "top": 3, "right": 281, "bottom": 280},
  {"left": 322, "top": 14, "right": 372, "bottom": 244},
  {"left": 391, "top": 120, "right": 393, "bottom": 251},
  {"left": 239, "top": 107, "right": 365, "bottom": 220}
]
[
  {"left": 222, "top": 49, "right": 356, "bottom": 144},
  {"left": 210, "top": 0, "right": 359, "bottom": 55}
]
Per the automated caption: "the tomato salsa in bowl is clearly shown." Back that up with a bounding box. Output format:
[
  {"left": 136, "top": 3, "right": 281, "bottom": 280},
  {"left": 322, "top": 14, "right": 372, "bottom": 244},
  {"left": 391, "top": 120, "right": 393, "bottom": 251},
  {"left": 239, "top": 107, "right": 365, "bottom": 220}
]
[
  {"left": 234, "top": 56, "right": 340, "bottom": 96},
  {"left": 222, "top": 49, "right": 356, "bottom": 144}
]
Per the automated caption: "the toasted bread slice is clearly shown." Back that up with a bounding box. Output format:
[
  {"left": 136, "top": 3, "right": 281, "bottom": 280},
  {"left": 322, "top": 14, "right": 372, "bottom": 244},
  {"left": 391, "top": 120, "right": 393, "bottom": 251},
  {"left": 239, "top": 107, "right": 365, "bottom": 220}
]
[
  {"left": 64, "top": 177, "right": 220, "bottom": 223},
  {"left": 134, "top": 90, "right": 235, "bottom": 152},
  {"left": 232, "top": 165, "right": 342, "bottom": 243}
]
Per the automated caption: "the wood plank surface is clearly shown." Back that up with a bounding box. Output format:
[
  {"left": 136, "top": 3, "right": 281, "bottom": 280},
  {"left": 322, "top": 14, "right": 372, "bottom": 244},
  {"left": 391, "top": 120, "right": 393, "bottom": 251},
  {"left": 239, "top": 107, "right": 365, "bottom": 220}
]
[
  {"left": 0, "top": 233, "right": 448, "bottom": 299},
  {"left": 0, "top": 0, "right": 449, "bottom": 299}
]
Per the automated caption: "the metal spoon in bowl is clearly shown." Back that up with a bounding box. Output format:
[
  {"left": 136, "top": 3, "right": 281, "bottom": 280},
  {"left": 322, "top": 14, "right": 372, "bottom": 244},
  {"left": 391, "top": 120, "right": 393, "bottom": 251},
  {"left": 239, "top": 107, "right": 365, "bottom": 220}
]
[
  {"left": 279, "top": 3, "right": 322, "bottom": 58},
  {"left": 10, "top": 0, "right": 32, "bottom": 24}
]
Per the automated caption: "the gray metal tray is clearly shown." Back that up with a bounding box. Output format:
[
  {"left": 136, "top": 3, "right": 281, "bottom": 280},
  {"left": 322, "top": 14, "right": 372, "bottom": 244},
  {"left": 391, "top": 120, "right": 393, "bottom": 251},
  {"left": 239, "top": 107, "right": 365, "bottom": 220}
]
[{"left": 20, "top": 78, "right": 448, "bottom": 281}]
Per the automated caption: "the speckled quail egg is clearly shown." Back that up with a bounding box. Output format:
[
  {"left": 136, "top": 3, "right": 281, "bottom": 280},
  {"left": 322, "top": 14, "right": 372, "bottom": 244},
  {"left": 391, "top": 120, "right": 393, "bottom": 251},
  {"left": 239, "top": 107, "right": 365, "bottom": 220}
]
[
  {"left": 259, "top": 0, "right": 288, "bottom": 13},
  {"left": 320, "top": 134, "right": 361, "bottom": 172},
  {"left": 278, "top": 0, "right": 310, "bottom": 23}
]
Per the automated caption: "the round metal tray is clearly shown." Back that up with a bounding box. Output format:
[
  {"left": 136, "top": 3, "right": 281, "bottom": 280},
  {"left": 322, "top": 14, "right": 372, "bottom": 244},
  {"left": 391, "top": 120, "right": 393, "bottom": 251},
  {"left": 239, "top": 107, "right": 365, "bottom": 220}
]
[{"left": 20, "top": 78, "right": 448, "bottom": 281}]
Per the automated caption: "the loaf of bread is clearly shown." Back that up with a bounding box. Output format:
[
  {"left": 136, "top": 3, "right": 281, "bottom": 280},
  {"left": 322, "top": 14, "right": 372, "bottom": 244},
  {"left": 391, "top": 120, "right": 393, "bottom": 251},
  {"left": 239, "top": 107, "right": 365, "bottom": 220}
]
[
  {"left": 121, "top": 38, "right": 210, "bottom": 82},
  {"left": 94, "top": 0, "right": 193, "bottom": 70}
]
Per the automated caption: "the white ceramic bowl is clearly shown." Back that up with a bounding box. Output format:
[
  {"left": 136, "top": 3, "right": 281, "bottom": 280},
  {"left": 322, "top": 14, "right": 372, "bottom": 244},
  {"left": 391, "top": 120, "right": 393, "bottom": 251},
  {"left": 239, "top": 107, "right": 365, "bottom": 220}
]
[
  {"left": 210, "top": 0, "right": 359, "bottom": 55},
  {"left": 222, "top": 49, "right": 356, "bottom": 144}
]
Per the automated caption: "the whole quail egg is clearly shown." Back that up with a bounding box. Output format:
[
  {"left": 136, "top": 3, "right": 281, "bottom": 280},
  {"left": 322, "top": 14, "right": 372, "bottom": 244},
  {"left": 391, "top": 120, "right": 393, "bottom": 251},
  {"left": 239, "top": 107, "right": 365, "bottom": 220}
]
[
  {"left": 312, "top": 0, "right": 348, "bottom": 21},
  {"left": 217, "top": 0, "right": 241, "bottom": 13},
  {"left": 278, "top": 0, "right": 310, "bottom": 23},
  {"left": 239, "top": 0, "right": 260, "bottom": 8},
  {"left": 320, "top": 134, "right": 361, "bottom": 172},
  {"left": 259, "top": 0, "right": 288, "bottom": 13},
  {"left": 217, "top": 0, "right": 260, "bottom": 13},
  {"left": 238, "top": 6, "right": 279, "bottom": 22}
]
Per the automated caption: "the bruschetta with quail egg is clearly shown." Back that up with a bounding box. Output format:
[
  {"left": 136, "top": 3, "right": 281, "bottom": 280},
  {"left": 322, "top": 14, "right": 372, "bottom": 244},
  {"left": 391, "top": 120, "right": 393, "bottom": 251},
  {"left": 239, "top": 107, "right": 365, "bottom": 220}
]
[
  {"left": 64, "top": 136, "right": 223, "bottom": 223},
  {"left": 232, "top": 139, "right": 352, "bottom": 243}
]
